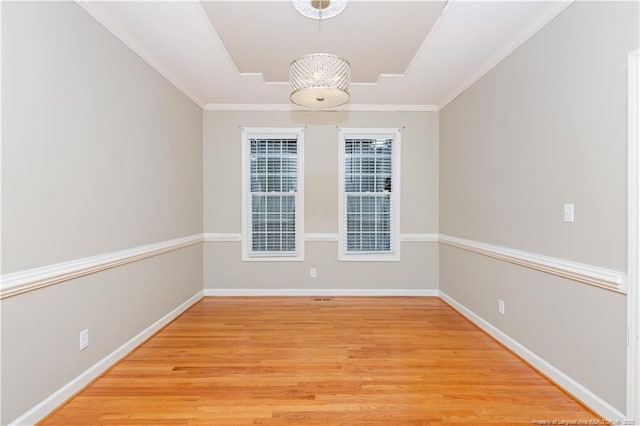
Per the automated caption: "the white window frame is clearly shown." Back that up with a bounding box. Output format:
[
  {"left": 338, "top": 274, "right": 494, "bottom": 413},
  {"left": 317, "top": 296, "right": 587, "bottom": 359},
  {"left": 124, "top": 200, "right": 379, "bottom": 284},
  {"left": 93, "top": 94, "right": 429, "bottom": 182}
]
[
  {"left": 627, "top": 48, "right": 639, "bottom": 423},
  {"left": 338, "top": 127, "right": 401, "bottom": 262},
  {"left": 241, "top": 127, "right": 305, "bottom": 261}
]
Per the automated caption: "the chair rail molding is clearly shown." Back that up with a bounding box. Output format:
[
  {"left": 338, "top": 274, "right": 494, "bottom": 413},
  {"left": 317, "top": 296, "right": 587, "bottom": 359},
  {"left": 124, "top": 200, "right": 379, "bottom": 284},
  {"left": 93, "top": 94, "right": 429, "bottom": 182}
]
[
  {"left": 203, "top": 233, "right": 242, "bottom": 242},
  {"left": 3, "top": 232, "right": 625, "bottom": 298},
  {"left": 202, "top": 233, "right": 441, "bottom": 243},
  {"left": 0, "top": 234, "right": 204, "bottom": 299},
  {"left": 400, "top": 233, "right": 439, "bottom": 242},
  {"left": 439, "top": 234, "right": 626, "bottom": 293}
]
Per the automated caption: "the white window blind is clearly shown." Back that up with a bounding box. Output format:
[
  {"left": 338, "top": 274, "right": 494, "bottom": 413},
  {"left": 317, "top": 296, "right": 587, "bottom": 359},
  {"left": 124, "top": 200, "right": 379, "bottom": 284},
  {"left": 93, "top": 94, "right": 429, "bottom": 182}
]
[
  {"left": 339, "top": 129, "right": 400, "bottom": 261},
  {"left": 250, "top": 138, "right": 297, "bottom": 253},
  {"left": 242, "top": 128, "right": 304, "bottom": 261}
]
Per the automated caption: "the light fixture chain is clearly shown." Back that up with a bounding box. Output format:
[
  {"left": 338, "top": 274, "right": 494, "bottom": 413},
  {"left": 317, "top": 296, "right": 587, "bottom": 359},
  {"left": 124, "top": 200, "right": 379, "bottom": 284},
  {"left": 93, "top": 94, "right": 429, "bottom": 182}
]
[{"left": 318, "top": 0, "right": 323, "bottom": 52}]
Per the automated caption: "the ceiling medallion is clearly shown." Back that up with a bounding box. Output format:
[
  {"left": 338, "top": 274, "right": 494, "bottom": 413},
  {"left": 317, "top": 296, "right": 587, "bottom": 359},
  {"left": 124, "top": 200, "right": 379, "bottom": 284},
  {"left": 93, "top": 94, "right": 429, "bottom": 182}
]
[{"left": 292, "top": 0, "right": 348, "bottom": 20}]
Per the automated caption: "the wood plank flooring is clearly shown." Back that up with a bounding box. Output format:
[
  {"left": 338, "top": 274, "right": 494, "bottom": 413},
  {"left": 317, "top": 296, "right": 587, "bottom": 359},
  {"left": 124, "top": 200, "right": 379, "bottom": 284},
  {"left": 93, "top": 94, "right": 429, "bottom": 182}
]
[{"left": 40, "top": 297, "right": 599, "bottom": 425}]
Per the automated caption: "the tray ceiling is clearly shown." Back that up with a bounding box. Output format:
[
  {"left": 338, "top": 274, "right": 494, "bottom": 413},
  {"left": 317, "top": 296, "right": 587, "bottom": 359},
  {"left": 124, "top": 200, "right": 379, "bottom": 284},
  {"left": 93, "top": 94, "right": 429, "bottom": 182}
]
[
  {"left": 77, "top": 1, "right": 573, "bottom": 108},
  {"left": 201, "top": 1, "right": 445, "bottom": 83}
]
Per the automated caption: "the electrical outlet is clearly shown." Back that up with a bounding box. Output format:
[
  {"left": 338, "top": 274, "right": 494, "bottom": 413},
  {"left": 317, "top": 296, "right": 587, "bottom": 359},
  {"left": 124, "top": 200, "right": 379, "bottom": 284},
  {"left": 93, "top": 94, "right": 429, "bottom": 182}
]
[
  {"left": 79, "top": 329, "right": 89, "bottom": 351},
  {"left": 563, "top": 203, "right": 575, "bottom": 223},
  {"left": 310, "top": 268, "right": 317, "bottom": 278},
  {"left": 498, "top": 300, "right": 505, "bottom": 315}
]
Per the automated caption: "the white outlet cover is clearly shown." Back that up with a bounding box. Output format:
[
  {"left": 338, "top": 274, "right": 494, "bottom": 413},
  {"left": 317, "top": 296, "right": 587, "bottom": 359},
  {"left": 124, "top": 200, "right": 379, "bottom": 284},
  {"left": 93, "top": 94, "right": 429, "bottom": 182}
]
[
  {"left": 563, "top": 203, "right": 575, "bottom": 223},
  {"left": 79, "top": 329, "right": 89, "bottom": 350}
]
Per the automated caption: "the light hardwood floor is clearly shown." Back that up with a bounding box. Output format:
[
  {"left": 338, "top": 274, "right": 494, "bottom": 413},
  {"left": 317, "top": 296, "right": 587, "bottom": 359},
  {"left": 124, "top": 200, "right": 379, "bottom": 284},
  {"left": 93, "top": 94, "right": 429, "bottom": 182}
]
[{"left": 40, "top": 297, "right": 599, "bottom": 425}]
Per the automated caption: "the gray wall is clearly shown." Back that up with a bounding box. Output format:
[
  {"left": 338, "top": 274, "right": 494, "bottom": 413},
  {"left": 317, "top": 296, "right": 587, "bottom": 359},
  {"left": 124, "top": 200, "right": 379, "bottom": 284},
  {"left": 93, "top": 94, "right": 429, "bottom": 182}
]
[
  {"left": 1, "top": 3, "right": 203, "bottom": 423},
  {"left": 439, "top": 1, "right": 638, "bottom": 413},
  {"left": 203, "top": 110, "right": 439, "bottom": 290},
  {"left": 2, "top": 0, "right": 636, "bottom": 423}
]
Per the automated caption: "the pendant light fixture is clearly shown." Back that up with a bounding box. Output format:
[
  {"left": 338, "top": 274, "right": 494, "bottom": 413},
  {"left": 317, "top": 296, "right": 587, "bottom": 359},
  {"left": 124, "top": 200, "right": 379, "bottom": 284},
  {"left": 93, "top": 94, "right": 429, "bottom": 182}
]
[{"left": 290, "top": 0, "right": 351, "bottom": 109}]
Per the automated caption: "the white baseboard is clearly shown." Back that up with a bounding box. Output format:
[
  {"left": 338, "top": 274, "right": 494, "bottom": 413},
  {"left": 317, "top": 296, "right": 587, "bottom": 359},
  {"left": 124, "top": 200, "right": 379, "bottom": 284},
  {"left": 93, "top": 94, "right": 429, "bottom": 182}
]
[
  {"left": 9, "top": 291, "right": 204, "bottom": 426},
  {"left": 438, "top": 291, "right": 627, "bottom": 422},
  {"left": 204, "top": 288, "right": 439, "bottom": 297},
  {"left": 10, "top": 288, "right": 625, "bottom": 424}
]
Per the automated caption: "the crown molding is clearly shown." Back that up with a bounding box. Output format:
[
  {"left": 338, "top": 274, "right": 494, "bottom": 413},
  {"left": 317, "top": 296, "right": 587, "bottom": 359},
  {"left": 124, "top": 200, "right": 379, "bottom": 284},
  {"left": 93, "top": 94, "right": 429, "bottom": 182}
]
[
  {"left": 437, "top": 0, "right": 574, "bottom": 109},
  {"left": 75, "top": 1, "right": 205, "bottom": 109},
  {"left": 203, "top": 104, "right": 439, "bottom": 112},
  {"left": 75, "top": 1, "right": 573, "bottom": 114}
]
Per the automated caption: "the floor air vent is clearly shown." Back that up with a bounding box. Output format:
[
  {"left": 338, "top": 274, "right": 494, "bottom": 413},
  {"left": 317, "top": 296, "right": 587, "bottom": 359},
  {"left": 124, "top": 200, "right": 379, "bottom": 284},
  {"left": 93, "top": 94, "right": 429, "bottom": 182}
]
[{"left": 312, "top": 297, "right": 334, "bottom": 302}]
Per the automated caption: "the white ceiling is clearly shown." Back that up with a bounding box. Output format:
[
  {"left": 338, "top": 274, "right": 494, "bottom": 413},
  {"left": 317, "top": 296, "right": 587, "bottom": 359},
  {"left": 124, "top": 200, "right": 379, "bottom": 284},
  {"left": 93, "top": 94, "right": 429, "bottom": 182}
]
[
  {"left": 77, "top": 0, "right": 573, "bottom": 109},
  {"left": 202, "top": 1, "right": 445, "bottom": 83}
]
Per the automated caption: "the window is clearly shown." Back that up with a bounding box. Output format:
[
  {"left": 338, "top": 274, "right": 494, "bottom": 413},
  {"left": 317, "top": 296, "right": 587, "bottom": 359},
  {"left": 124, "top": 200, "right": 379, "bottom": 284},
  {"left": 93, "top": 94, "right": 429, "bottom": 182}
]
[
  {"left": 242, "top": 127, "right": 304, "bottom": 261},
  {"left": 339, "top": 128, "right": 401, "bottom": 261}
]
